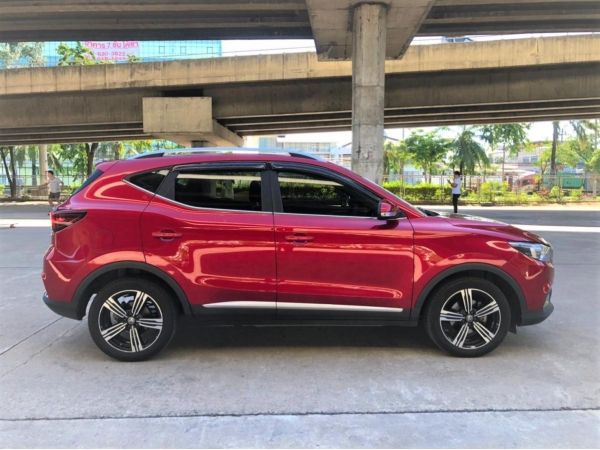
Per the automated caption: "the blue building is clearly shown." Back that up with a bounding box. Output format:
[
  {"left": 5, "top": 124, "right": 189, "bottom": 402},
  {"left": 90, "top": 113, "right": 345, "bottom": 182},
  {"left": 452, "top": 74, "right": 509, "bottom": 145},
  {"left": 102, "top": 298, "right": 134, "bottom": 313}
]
[{"left": 42, "top": 40, "right": 222, "bottom": 66}]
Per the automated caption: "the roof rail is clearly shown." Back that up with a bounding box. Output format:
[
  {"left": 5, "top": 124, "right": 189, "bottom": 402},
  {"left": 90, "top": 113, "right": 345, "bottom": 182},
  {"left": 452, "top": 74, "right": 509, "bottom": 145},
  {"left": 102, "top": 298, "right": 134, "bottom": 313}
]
[{"left": 129, "top": 147, "right": 320, "bottom": 161}]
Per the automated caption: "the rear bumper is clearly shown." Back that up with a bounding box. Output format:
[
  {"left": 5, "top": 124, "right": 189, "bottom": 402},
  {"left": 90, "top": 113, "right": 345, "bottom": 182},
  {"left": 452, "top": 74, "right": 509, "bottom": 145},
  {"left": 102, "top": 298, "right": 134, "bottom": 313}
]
[
  {"left": 519, "top": 291, "right": 554, "bottom": 326},
  {"left": 43, "top": 292, "right": 81, "bottom": 320}
]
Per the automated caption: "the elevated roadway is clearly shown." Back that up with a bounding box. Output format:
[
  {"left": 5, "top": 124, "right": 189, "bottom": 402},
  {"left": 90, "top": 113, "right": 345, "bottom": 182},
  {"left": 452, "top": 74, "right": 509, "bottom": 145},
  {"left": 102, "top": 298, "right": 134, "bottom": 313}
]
[{"left": 0, "top": 36, "right": 598, "bottom": 147}]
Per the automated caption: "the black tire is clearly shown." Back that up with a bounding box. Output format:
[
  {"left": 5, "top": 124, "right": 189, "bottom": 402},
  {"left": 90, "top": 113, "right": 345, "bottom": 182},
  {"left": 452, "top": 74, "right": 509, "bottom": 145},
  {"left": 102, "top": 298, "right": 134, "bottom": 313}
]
[
  {"left": 424, "top": 277, "right": 511, "bottom": 357},
  {"left": 88, "top": 278, "right": 177, "bottom": 361}
]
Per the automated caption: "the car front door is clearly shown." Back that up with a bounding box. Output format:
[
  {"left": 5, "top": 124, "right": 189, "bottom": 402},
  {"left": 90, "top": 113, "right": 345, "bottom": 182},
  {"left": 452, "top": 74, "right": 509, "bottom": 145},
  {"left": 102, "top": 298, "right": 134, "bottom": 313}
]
[
  {"left": 141, "top": 163, "right": 277, "bottom": 315},
  {"left": 271, "top": 164, "right": 414, "bottom": 320}
]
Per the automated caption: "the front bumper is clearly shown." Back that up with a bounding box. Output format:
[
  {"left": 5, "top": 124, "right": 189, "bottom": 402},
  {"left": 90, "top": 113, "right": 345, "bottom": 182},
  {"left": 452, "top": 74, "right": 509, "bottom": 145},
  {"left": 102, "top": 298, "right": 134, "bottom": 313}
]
[
  {"left": 519, "top": 291, "right": 554, "bottom": 326},
  {"left": 42, "top": 291, "right": 81, "bottom": 320}
]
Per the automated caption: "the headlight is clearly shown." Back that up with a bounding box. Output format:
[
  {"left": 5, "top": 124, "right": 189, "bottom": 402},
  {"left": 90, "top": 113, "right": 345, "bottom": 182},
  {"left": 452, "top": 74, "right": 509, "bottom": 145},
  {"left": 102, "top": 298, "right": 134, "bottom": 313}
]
[{"left": 509, "top": 241, "right": 553, "bottom": 263}]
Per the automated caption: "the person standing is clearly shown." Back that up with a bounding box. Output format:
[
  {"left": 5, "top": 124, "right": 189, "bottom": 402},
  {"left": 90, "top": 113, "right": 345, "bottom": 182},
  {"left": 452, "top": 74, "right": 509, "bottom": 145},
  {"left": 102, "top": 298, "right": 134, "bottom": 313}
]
[
  {"left": 448, "top": 170, "right": 463, "bottom": 213},
  {"left": 43, "top": 170, "right": 63, "bottom": 208}
]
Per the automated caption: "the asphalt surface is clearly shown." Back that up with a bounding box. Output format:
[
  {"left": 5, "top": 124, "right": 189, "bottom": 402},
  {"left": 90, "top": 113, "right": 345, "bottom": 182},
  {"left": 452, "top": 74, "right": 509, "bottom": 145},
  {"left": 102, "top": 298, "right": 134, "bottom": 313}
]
[{"left": 0, "top": 205, "right": 598, "bottom": 448}]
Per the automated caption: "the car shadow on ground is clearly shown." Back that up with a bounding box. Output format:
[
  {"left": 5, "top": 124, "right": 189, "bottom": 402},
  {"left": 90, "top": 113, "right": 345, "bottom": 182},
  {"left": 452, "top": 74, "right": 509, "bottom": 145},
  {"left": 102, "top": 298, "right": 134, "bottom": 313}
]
[{"left": 169, "top": 317, "right": 434, "bottom": 351}]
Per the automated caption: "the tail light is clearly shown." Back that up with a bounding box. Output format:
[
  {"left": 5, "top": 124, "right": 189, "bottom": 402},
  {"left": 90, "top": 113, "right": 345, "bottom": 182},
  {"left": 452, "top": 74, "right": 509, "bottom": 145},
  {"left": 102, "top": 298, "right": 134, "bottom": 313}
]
[{"left": 51, "top": 211, "right": 87, "bottom": 233}]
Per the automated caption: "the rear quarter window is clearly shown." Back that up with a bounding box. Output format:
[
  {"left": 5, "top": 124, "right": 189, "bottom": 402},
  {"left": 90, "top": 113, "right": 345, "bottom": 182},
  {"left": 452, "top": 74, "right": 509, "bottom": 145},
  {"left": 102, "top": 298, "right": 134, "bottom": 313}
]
[{"left": 128, "top": 169, "right": 169, "bottom": 193}]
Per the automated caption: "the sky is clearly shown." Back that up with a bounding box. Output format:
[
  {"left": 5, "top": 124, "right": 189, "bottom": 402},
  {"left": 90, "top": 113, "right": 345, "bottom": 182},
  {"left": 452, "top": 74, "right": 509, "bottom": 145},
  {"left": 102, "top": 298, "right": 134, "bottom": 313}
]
[{"left": 220, "top": 33, "right": 594, "bottom": 146}]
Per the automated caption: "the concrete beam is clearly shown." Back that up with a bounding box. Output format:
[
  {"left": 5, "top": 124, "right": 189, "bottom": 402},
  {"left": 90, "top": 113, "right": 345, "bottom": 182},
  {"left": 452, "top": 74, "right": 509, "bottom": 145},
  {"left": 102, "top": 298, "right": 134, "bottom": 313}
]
[
  {"left": 2, "top": 1, "right": 597, "bottom": 43},
  {"left": 306, "top": 0, "right": 434, "bottom": 60},
  {"left": 3, "top": 36, "right": 598, "bottom": 97},
  {"left": 142, "top": 97, "right": 243, "bottom": 147}
]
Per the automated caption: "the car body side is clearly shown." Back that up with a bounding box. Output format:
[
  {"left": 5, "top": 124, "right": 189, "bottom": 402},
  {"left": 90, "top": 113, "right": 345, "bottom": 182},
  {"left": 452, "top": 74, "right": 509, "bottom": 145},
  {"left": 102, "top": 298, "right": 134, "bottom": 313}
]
[{"left": 42, "top": 154, "right": 554, "bottom": 328}]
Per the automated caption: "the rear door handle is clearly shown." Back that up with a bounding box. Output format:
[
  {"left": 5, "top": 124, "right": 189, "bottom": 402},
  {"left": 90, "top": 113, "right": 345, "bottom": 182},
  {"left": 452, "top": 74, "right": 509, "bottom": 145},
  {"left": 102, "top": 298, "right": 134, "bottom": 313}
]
[
  {"left": 152, "top": 230, "right": 182, "bottom": 241},
  {"left": 285, "top": 234, "right": 314, "bottom": 244}
]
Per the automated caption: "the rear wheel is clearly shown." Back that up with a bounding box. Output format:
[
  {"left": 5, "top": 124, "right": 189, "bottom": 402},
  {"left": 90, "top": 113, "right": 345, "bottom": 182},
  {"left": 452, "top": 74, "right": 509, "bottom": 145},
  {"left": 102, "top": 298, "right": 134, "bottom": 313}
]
[
  {"left": 425, "top": 277, "right": 511, "bottom": 357},
  {"left": 88, "top": 278, "right": 177, "bottom": 361}
]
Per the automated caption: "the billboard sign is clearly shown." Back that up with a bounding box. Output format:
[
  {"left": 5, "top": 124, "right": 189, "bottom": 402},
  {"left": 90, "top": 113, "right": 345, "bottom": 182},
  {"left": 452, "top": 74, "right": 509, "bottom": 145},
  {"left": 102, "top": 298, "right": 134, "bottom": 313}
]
[{"left": 83, "top": 41, "right": 140, "bottom": 62}]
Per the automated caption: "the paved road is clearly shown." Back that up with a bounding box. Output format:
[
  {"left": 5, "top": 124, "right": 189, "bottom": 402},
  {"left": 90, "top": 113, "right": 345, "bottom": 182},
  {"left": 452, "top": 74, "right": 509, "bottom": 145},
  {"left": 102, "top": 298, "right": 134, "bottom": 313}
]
[{"left": 0, "top": 205, "right": 598, "bottom": 448}]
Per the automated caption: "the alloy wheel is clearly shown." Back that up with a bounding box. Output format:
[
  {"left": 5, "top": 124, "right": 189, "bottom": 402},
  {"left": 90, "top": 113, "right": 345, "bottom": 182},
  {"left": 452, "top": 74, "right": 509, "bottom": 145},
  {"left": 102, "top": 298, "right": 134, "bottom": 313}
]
[
  {"left": 97, "top": 289, "right": 164, "bottom": 353},
  {"left": 439, "top": 288, "right": 501, "bottom": 350}
]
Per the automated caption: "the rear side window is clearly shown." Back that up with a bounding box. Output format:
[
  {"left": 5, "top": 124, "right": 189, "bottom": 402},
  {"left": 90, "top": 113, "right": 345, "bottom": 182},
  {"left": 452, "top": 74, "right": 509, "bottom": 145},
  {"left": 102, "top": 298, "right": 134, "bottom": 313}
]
[
  {"left": 174, "top": 170, "right": 263, "bottom": 212},
  {"left": 72, "top": 168, "right": 103, "bottom": 196},
  {"left": 128, "top": 169, "right": 168, "bottom": 193}
]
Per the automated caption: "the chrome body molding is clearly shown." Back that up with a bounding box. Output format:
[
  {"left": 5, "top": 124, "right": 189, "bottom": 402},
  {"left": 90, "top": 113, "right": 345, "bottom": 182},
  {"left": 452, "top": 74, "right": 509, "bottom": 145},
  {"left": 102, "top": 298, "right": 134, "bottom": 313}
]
[
  {"left": 202, "top": 301, "right": 403, "bottom": 313},
  {"left": 203, "top": 301, "right": 277, "bottom": 309}
]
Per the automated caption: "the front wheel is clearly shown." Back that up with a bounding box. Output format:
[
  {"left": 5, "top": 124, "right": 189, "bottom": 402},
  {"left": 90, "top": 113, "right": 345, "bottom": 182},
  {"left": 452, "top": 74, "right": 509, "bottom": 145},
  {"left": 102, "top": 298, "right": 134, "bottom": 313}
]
[
  {"left": 424, "top": 277, "right": 511, "bottom": 357},
  {"left": 88, "top": 278, "right": 177, "bottom": 361}
]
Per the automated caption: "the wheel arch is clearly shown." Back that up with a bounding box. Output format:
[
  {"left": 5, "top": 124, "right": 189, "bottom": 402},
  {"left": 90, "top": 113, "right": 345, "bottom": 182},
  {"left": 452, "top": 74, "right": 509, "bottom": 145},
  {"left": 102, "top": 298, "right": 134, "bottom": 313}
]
[
  {"left": 411, "top": 263, "right": 526, "bottom": 328},
  {"left": 72, "top": 261, "right": 192, "bottom": 319}
]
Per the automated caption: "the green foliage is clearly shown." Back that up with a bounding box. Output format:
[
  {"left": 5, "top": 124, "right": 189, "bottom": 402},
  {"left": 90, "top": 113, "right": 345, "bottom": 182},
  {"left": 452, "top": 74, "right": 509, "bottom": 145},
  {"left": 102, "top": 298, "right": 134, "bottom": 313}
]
[
  {"left": 567, "top": 119, "right": 600, "bottom": 174},
  {"left": 570, "top": 188, "right": 584, "bottom": 201},
  {"left": 405, "top": 130, "right": 451, "bottom": 182},
  {"left": 0, "top": 184, "right": 4, "bottom": 196},
  {"left": 0, "top": 42, "right": 44, "bottom": 68},
  {"left": 480, "top": 123, "right": 530, "bottom": 156},
  {"left": 383, "top": 140, "right": 410, "bottom": 177},
  {"left": 57, "top": 41, "right": 100, "bottom": 66},
  {"left": 383, "top": 181, "right": 451, "bottom": 202},
  {"left": 450, "top": 127, "right": 489, "bottom": 175},
  {"left": 549, "top": 185, "right": 562, "bottom": 200},
  {"left": 538, "top": 141, "right": 579, "bottom": 176}
]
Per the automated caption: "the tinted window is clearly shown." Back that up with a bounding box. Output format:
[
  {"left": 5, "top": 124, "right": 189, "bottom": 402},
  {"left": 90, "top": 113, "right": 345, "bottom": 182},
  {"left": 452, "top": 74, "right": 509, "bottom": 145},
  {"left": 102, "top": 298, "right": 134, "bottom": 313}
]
[
  {"left": 129, "top": 169, "right": 168, "bottom": 193},
  {"left": 175, "top": 170, "right": 262, "bottom": 211},
  {"left": 277, "top": 171, "right": 377, "bottom": 217}
]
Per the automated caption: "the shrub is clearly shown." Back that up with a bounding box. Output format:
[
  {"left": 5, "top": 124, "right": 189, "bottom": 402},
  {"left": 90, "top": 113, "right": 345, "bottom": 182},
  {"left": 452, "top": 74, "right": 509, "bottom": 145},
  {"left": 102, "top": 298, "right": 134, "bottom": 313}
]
[
  {"left": 549, "top": 186, "right": 562, "bottom": 200},
  {"left": 570, "top": 188, "right": 583, "bottom": 201}
]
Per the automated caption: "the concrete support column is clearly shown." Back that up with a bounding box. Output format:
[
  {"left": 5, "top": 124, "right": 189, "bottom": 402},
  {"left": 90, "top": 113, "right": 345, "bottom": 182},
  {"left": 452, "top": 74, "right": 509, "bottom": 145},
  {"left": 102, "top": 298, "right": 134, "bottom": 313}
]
[
  {"left": 351, "top": 3, "right": 387, "bottom": 183},
  {"left": 39, "top": 144, "right": 48, "bottom": 194}
]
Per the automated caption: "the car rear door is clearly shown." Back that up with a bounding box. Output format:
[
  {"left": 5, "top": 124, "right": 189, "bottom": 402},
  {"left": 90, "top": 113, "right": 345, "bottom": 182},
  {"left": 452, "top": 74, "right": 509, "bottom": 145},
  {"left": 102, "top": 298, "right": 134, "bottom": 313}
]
[
  {"left": 271, "top": 163, "right": 414, "bottom": 320},
  {"left": 140, "top": 162, "right": 277, "bottom": 316}
]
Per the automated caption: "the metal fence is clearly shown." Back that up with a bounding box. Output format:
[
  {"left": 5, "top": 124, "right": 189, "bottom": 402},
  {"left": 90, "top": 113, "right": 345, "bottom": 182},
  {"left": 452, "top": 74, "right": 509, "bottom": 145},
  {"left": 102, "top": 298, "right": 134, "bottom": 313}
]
[
  {"left": 2, "top": 167, "right": 597, "bottom": 204},
  {"left": 381, "top": 173, "right": 598, "bottom": 204}
]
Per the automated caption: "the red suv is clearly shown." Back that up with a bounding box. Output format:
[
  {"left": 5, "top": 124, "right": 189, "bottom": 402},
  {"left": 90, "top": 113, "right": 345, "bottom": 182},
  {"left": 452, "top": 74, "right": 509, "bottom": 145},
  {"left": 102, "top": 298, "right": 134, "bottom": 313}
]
[{"left": 42, "top": 149, "right": 554, "bottom": 361}]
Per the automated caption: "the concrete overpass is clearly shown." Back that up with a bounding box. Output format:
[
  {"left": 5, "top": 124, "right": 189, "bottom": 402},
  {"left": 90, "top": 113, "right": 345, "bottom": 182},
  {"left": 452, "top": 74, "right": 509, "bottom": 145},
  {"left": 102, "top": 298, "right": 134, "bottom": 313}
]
[
  {"left": 2, "top": 0, "right": 599, "bottom": 180},
  {"left": 1, "top": 0, "right": 598, "bottom": 60},
  {"left": 1, "top": 36, "right": 598, "bottom": 147}
]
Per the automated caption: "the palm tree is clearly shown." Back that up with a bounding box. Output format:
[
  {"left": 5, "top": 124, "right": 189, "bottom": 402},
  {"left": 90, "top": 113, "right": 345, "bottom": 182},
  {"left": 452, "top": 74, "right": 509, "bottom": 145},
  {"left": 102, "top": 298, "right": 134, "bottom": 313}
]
[
  {"left": 383, "top": 140, "right": 410, "bottom": 182},
  {"left": 451, "top": 128, "right": 489, "bottom": 185}
]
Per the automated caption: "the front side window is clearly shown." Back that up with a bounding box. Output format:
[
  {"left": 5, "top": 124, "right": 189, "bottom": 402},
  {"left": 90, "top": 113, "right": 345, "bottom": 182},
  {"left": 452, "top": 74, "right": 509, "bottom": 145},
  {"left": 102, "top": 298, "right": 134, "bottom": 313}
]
[
  {"left": 277, "top": 171, "right": 378, "bottom": 217},
  {"left": 174, "top": 170, "right": 263, "bottom": 211}
]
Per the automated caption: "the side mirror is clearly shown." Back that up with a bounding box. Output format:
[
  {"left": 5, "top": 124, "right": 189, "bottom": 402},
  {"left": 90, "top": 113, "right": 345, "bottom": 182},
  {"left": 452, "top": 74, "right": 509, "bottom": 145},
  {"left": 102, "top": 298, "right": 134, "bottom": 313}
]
[{"left": 377, "top": 201, "right": 402, "bottom": 220}]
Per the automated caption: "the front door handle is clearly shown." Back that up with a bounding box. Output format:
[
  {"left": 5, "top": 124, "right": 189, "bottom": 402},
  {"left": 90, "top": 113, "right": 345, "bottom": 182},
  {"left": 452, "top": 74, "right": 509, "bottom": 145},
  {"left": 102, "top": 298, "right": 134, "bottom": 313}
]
[
  {"left": 152, "top": 230, "right": 182, "bottom": 241},
  {"left": 285, "top": 234, "right": 314, "bottom": 244}
]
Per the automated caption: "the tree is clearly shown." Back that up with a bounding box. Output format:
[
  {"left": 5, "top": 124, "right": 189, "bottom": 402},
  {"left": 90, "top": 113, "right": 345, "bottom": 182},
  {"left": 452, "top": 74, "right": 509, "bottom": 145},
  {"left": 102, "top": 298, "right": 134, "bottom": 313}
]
[
  {"left": 538, "top": 142, "right": 578, "bottom": 178},
  {"left": 56, "top": 41, "right": 98, "bottom": 66},
  {"left": 480, "top": 123, "right": 530, "bottom": 181},
  {"left": 550, "top": 121, "right": 560, "bottom": 177},
  {"left": 568, "top": 120, "right": 600, "bottom": 173},
  {"left": 0, "top": 42, "right": 44, "bottom": 68},
  {"left": 450, "top": 127, "right": 489, "bottom": 181},
  {"left": 0, "top": 147, "right": 17, "bottom": 198},
  {"left": 405, "top": 130, "right": 451, "bottom": 183},
  {"left": 383, "top": 140, "right": 410, "bottom": 181}
]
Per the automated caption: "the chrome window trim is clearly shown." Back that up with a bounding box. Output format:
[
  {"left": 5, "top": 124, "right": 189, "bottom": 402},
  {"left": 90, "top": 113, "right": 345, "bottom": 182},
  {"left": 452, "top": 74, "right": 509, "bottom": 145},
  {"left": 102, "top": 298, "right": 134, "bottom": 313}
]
[
  {"left": 152, "top": 192, "right": 273, "bottom": 215},
  {"left": 274, "top": 211, "right": 406, "bottom": 221}
]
